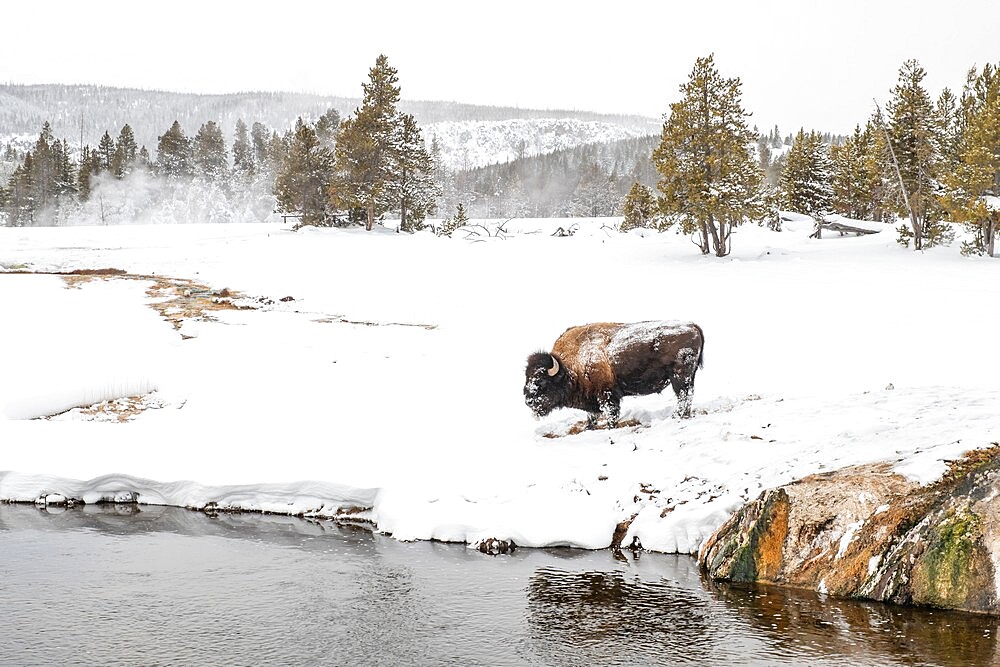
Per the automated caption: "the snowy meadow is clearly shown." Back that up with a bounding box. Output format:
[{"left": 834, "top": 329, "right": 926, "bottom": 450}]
[{"left": 1, "top": 217, "right": 997, "bottom": 554}]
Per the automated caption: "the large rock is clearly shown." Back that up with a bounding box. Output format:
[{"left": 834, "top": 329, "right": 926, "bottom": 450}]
[{"left": 699, "top": 445, "right": 1000, "bottom": 614}]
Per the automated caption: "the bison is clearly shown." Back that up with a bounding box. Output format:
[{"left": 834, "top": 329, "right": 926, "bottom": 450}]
[{"left": 524, "top": 321, "right": 704, "bottom": 428}]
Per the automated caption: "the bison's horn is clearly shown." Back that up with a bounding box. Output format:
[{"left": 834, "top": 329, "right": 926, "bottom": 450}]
[{"left": 547, "top": 356, "right": 559, "bottom": 377}]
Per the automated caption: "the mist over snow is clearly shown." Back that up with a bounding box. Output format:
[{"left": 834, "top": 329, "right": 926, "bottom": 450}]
[{"left": 1, "top": 217, "right": 998, "bottom": 553}]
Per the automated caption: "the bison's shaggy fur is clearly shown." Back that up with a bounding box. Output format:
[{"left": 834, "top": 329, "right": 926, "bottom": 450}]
[{"left": 524, "top": 321, "right": 704, "bottom": 427}]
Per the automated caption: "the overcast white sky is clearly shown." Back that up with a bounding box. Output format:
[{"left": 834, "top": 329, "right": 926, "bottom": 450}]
[{"left": 2, "top": 1, "right": 997, "bottom": 134}]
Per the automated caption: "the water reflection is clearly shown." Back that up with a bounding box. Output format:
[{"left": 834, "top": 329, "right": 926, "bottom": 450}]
[
  {"left": 3, "top": 504, "right": 999, "bottom": 667},
  {"left": 527, "top": 565, "right": 716, "bottom": 665},
  {"left": 705, "top": 577, "right": 1000, "bottom": 667}
]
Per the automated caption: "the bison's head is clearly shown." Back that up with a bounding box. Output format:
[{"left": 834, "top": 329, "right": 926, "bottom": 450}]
[{"left": 524, "top": 352, "right": 568, "bottom": 417}]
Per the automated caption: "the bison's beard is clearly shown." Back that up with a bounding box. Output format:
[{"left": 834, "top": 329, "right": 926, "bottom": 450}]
[
  {"left": 524, "top": 379, "right": 566, "bottom": 418},
  {"left": 526, "top": 398, "right": 555, "bottom": 418}
]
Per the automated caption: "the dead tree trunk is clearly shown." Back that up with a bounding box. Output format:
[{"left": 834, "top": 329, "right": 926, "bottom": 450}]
[{"left": 874, "top": 100, "right": 922, "bottom": 249}]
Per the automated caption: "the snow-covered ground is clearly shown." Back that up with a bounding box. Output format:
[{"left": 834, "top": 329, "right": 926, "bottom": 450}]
[{"left": 1, "top": 215, "right": 997, "bottom": 554}]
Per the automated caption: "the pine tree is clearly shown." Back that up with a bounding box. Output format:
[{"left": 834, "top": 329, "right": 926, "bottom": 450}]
[
  {"left": 942, "top": 63, "right": 1000, "bottom": 256},
  {"left": 934, "top": 88, "right": 962, "bottom": 174},
  {"left": 315, "top": 107, "right": 341, "bottom": 147},
  {"left": 137, "top": 146, "right": 151, "bottom": 170},
  {"left": 97, "top": 131, "right": 115, "bottom": 172},
  {"left": 4, "top": 156, "right": 34, "bottom": 226},
  {"left": 156, "top": 120, "right": 193, "bottom": 178},
  {"left": 620, "top": 181, "right": 657, "bottom": 231},
  {"left": 652, "top": 54, "right": 764, "bottom": 256},
  {"left": 232, "top": 119, "right": 254, "bottom": 176},
  {"left": 30, "top": 123, "right": 58, "bottom": 217},
  {"left": 780, "top": 129, "right": 834, "bottom": 234},
  {"left": 832, "top": 124, "right": 881, "bottom": 220},
  {"left": 884, "top": 59, "right": 949, "bottom": 249},
  {"left": 267, "top": 130, "right": 290, "bottom": 177},
  {"left": 569, "top": 161, "right": 619, "bottom": 217},
  {"left": 193, "top": 121, "right": 228, "bottom": 181},
  {"left": 332, "top": 54, "right": 402, "bottom": 231},
  {"left": 53, "top": 139, "right": 76, "bottom": 197},
  {"left": 111, "top": 124, "right": 138, "bottom": 178},
  {"left": 274, "top": 118, "right": 335, "bottom": 227},
  {"left": 395, "top": 113, "right": 439, "bottom": 232},
  {"left": 77, "top": 145, "right": 95, "bottom": 201},
  {"left": 770, "top": 125, "right": 783, "bottom": 149},
  {"left": 437, "top": 203, "right": 469, "bottom": 237},
  {"left": 251, "top": 122, "right": 270, "bottom": 167}
]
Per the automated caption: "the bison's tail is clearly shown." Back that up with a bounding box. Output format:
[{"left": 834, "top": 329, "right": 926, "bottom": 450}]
[{"left": 694, "top": 323, "right": 705, "bottom": 369}]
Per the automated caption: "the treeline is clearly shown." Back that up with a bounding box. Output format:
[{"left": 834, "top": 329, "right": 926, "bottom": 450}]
[
  {"left": 3, "top": 56, "right": 997, "bottom": 257},
  {"left": 0, "top": 55, "right": 440, "bottom": 230},
  {"left": 621, "top": 57, "right": 1000, "bottom": 257},
  {"left": 0, "top": 83, "right": 659, "bottom": 158},
  {"left": 0, "top": 113, "right": 307, "bottom": 226}
]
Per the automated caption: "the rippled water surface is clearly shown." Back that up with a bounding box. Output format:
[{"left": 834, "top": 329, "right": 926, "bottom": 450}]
[{"left": 1, "top": 504, "right": 997, "bottom": 666}]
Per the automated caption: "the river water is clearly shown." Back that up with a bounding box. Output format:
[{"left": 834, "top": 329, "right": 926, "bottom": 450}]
[{"left": 1, "top": 503, "right": 996, "bottom": 666}]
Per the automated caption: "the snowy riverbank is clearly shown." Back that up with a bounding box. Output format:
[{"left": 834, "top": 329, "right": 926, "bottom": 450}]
[{"left": 2, "top": 217, "right": 998, "bottom": 553}]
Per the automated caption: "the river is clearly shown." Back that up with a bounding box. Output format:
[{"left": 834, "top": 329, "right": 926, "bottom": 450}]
[{"left": 1, "top": 504, "right": 995, "bottom": 666}]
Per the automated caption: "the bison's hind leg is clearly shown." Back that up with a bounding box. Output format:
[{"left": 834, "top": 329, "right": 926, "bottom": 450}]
[{"left": 670, "top": 348, "right": 700, "bottom": 419}]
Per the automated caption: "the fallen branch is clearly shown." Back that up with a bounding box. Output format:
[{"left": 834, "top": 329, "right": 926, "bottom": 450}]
[{"left": 809, "top": 220, "right": 881, "bottom": 238}]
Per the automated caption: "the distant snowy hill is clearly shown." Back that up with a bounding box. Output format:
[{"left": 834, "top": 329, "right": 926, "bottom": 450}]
[
  {"left": 427, "top": 118, "right": 650, "bottom": 170},
  {"left": 0, "top": 84, "right": 660, "bottom": 169}
]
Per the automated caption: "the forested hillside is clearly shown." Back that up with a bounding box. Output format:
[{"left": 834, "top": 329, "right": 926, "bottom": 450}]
[
  {"left": 443, "top": 135, "right": 660, "bottom": 218},
  {"left": 0, "top": 84, "right": 658, "bottom": 169}
]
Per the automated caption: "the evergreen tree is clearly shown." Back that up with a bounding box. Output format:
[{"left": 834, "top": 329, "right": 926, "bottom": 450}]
[
  {"left": 885, "top": 59, "right": 949, "bottom": 249},
  {"left": 97, "top": 131, "right": 115, "bottom": 172},
  {"left": 53, "top": 139, "right": 76, "bottom": 197},
  {"left": 569, "top": 160, "right": 619, "bottom": 217},
  {"left": 832, "top": 124, "right": 881, "bottom": 220},
  {"left": 780, "top": 129, "right": 834, "bottom": 233},
  {"left": 332, "top": 54, "right": 402, "bottom": 231},
  {"left": 30, "top": 123, "right": 58, "bottom": 217},
  {"left": 395, "top": 113, "right": 439, "bottom": 232},
  {"left": 652, "top": 54, "right": 764, "bottom": 256},
  {"left": 437, "top": 203, "right": 469, "bottom": 237},
  {"left": 4, "top": 154, "right": 35, "bottom": 226},
  {"left": 770, "top": 125, "right": 783, "bottom": 149},
  {"left": 942, "top": 63, "right": 1000, "bottom": 256},
  {"left": 193, "top": 121, "right": 228, "bottom": 181},
  {"left": 77, "top": 145, "right": 95, "bottom": 201},
  {"left": 267, "top": 130, "right": 289, "bottom": 176},
  {"left": 232, "top": 119, "right": 254, "bottom": 176},
  {"left": 934, "top": 88, "right": 962, "bottom": 174},
  {"left": 251, "top": 122, "right": 270, "bottom": 167},
  {"left": 137, "top": 146, "right": 152, "bottom": 170},
  {"left": 620, "top": 181, "right": 657, "bottom": 231},
  {"left": 274, "top": 118, "right": 335, "bottom": 227},
  {"left": 111, "top": 124, "right": 138, "bottom": 178},
  {"left": 315, "top": 107, "right": 341, "bottom": 147},
  {"left": 156, "top": 120, "right": 193, "bottom": 178}
]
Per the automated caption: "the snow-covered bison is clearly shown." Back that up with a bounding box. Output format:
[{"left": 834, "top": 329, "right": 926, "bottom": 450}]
[{"left": 524, "top": 321, "right": 705, "bottom": 427}]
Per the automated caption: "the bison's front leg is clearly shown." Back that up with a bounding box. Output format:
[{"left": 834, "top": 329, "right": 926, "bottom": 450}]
[{"left": 597, "top": 391, "right": 621, "bottom": 429}]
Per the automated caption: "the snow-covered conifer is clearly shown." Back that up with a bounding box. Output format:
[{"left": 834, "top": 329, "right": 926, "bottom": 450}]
[
  {"left": 620, "top": 181, "right": 657, "bottom": 231},
  {"left": 193, "top": 121, "right": 228, "bottom": 182},
  {"left": 652, "top": 54, "right": 764, "bottom": 256}
]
